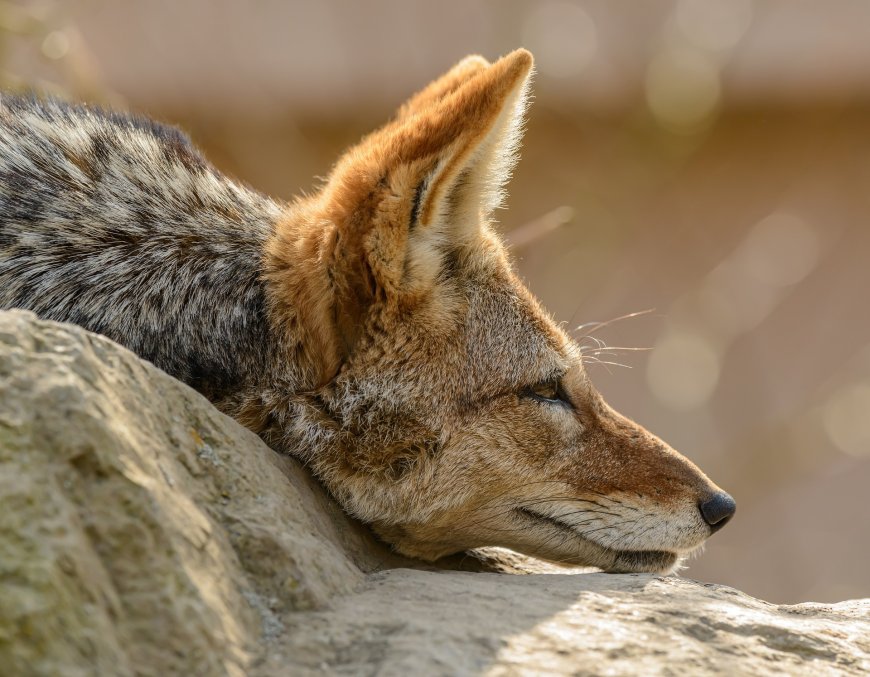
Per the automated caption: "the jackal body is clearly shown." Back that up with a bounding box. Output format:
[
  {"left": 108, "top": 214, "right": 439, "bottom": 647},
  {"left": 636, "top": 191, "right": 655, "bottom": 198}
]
[{"left": 0, "top": 51, "right": 734, "bottom": 572}]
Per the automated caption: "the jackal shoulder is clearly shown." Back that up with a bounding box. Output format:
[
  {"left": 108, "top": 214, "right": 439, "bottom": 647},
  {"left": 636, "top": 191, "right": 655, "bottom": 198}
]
[{"left": 0, "top": 94, "right": 285, "bottom": 399}]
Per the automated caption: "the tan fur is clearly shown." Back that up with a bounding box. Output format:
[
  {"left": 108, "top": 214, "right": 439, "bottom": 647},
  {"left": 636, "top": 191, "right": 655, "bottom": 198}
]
[{"left": 258, "top": 50, "right": 733, "bottom": 573}]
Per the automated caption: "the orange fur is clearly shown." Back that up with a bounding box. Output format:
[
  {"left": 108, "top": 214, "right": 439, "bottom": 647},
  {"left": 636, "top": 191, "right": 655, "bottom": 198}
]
[{"left": 397, "top": 54, "right": 491, "bottom": 120}]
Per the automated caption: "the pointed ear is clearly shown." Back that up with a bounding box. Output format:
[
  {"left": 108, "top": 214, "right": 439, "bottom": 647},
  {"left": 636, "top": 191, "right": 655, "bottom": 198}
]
[
  {"left": 396, "top": 55, "right": 491, "bottom": 120},
  {"left": 407, "top": 49, "right": 533, "bottom": 229},
  {"left": 321, "top": 49, "right": 533, "bottom": 338}
]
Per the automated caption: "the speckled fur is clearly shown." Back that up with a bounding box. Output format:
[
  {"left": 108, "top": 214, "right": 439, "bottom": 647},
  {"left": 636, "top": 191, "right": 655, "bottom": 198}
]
[
  {"left": 0, "top": 94, "right": 289, "bottom": 402},
  {"left": 0, "top": 50, "right": 731, "bottom": 572}
]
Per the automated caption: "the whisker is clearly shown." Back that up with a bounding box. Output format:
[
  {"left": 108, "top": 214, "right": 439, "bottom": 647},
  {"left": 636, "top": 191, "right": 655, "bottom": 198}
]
[
  {"left": 577, "top": 518, "right": 640, "bottom": 539},
  {"left": 580, "top": 357, "right": 632, "bottom": 370},
  {"left": 459, "top": 494, "right": 629, "bottom": 533},
  {"left": 457, "top": 498, "right": 613, "bottom": 532},
  {"left": 468, "top": 480, "right": 578, "bottom": 512},
  {"left": 579, "top": 346, "right": 652, "bottom": 356},
  {"left": 572, "top": 308, "right": 656, "bottom": 339},
  {"left": 621, "top": 522, "right": 657, "bottom": 551},
  {"left": 547, "top": 506, "right": 623, "bottom": 520}
]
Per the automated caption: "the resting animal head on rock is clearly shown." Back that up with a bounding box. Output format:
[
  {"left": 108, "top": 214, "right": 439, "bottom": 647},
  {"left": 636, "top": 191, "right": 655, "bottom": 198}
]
[
  {"left": 0, "top": 49, "right": 734, "bottom": 573},
  {"left": 260, "top": 50, "right": 735, "bottom": 573}
]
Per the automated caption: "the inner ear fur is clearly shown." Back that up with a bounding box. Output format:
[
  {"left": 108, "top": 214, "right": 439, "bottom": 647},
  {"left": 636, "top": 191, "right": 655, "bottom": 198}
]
[{"left": 324, "top": 49, "right": 533, "bottom": 291}]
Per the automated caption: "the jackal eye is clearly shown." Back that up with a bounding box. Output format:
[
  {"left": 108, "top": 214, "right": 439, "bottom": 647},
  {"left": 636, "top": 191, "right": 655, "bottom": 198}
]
[{"left": 524, "top": 378, "right": 570, "bottom": 407}]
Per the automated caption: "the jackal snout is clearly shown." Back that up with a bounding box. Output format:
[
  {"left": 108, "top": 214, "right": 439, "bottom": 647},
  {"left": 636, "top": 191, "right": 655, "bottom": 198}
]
[{"left": 582, "top": 394, "right": 736, "bottom": 523}]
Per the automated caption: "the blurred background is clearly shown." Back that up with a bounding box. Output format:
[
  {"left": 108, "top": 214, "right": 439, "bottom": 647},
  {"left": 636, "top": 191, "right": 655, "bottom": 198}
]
[{"left": 3, "top": 0, "right": 868, "bottom": 605}]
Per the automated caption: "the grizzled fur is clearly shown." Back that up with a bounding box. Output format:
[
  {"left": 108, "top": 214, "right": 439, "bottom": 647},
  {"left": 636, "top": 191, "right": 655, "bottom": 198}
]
[
  {"left": 0, "top": 94, "right": 288, "bottom": 402},
  {"left": 0, "top": 51, "right": 734, "bottom": 573}
]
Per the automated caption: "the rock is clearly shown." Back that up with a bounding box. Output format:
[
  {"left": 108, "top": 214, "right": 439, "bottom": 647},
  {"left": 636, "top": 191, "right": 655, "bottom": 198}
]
[
  {"left": 0, "top": 310, "right": 401, "bottom": 677},
  {"left": 1, "top": 309, "right": 867, "bottom": 676},
  {"left": 263, "top": 570, "right": 869, "bottom": 676}
]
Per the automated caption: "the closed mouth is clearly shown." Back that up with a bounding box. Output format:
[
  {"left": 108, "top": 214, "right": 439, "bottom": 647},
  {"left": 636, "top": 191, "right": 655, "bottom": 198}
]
[{"left": 515, "top": 506, "right": 680, "bottom": 573}]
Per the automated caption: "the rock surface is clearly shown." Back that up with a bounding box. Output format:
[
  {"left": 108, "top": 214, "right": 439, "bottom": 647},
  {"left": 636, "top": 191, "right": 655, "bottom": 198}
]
[
  {"left": 263, "top": 570, "right": 869, "bottom": 676},
  {"left": 0, "top": 310, "right": 867, "bottom": 676},
  {"left": 0, "top": 309, "right": 401, "bottom": 677}
]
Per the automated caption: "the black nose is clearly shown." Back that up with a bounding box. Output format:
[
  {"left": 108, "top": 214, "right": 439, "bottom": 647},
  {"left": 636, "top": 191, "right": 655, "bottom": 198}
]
[{"left": 699, "top": 492, "right": 736, "bottom": 532}]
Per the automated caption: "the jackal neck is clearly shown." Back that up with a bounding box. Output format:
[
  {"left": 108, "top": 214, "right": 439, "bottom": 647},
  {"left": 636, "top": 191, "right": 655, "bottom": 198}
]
[{"left": 262, "top": 203, "right": 345, "bottom": 392}]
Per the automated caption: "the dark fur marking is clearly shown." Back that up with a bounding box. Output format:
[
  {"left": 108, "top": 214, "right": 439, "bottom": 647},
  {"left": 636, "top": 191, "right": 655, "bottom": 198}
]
[
  {"left": 63, "top": 147, "right": 100, "bottom": 182},
  {"left": 438, "top": 248, "right": 462, "bottom": 283},
  {"left": 409, "top": 175, "right": 428, "bottom": 228},
  {"left": 90, "top": 135, "right": 110, "bottom": 164}
]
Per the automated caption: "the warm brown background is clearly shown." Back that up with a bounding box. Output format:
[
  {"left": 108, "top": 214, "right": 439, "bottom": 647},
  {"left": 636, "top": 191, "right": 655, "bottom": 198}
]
[{"left": 4, "top": 0, "right": 868, "bottom": 604}]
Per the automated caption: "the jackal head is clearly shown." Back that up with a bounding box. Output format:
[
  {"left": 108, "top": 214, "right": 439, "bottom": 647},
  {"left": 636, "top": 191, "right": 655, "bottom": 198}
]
[{"left": 265, "top": 49, "right": 735, "bottom": 573}]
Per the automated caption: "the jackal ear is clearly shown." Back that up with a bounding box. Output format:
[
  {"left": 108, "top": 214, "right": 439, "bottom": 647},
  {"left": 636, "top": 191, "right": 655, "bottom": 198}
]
[
  {"left": 396, "top": 54, "right": 491, "bottom": 120},
  {"left": 323, "top": 49, "right": 533, "bottom": 304}
]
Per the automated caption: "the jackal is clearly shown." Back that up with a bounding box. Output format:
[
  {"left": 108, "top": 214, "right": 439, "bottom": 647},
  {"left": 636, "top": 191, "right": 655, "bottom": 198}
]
[{"left": 0, "top": 50, "right": 734, "bottom": 572}]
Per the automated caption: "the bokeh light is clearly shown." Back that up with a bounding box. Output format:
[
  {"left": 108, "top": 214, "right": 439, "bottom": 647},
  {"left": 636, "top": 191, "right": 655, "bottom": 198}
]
[
  {"left": 41, "top": 30, "right": 69, "bottom": 61},
  {"left": 647, "top": 330, "right": 721, "bottom": 410},
  {"left": 648, "top": 211, "right": 822, "bottom": 411},
  {"left": 674, "top": 0, "right": 753, "bottom": 53},
  {"left": 824, "top": 382, "right": 870, "bottom": 458},
  {"left": 645, "top": 46, "right": 721, "bottom": 133},
  {"left": 741, "top": 213, "right": 820, "bottom": 287}
]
